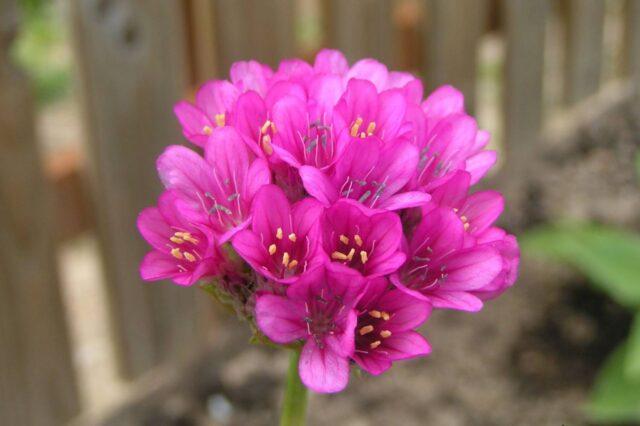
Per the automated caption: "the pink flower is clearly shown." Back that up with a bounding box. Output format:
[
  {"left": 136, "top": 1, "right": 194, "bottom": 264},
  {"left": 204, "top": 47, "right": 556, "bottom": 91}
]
[
  {"left": 137, "top": 191, "right": 223, "bottom": 286},
  {"left": 232, "top": 185, "right": 325, "bottom": 284},
  {"left": 255, "top": 263, "right": 367, "bottom": 393},
  {"left": 353, "top": 278, "right": 431, "bottom": 375},
  {"left": 391, "top": 206, "right": 503, "bottom": 312},
  {"left": 156, "top": 127, "right": 271, "bottom": 243},
  {"left": 321, "top": 200, "right": 406, "bottom": 278}
]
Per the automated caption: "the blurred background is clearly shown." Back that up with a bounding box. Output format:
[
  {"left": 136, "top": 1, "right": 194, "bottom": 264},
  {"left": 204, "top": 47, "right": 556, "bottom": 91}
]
[{"left": 2, "top": 0, "right": 640, "bottom": 425}]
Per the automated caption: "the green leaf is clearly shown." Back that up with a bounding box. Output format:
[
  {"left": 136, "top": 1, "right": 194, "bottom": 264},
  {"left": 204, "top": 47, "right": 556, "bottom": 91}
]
[
  {"left": 522, "top": 224, "right": 640, "bottom": 309},
  {"left": 588, "top": 342, "right": 640, "bottom": 423},
  {"left": 626, "top": 314, "right": 640, "bottom": 380}
]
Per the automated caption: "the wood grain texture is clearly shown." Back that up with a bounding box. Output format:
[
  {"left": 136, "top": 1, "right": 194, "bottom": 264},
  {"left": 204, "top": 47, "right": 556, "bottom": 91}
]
[
  {"left": 503, "top": 0, "right": 548, "bottom": 169},
  {"left": 0, "top": 1, "right": 80, "bottom": 424},
  {"left": 624, "top": 0, "right": 640, "bottom": 92},
  {"left": 213, "top": 0, "right": 296, "bottom": 72},
  {"left": 562, "top": 0, "right": 605, "bottom": 104},
  {"left": 70, "top": 0, "right": 203, "bottom": 378},
  {"left": 324, "top": 0, "right": 395, "bottom": 66},
  {"left": 422, "top": 0, "right": 488, "bottom": 113}
]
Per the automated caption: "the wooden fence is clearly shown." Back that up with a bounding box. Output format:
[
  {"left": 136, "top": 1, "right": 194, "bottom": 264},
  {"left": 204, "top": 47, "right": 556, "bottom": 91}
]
[{"left": 1, "top": 0, "right": 639, "bottom": 424}]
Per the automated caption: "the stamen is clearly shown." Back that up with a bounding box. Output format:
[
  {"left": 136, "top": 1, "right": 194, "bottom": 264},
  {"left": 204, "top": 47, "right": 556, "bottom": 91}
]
[
  {"left": 331, "top": 251, "right": 348, "bottom": 260},
  {"left": 366, "top": 122, "right": 376, "bottom": 135},
  {"left": 288, "top": 232, "right": 297, "bottom": 242},
  {"left": 354, "top": 234, "right": 363, "bottom": 247},
  {"left": 369, "top": 310, "right": 382, "bottom": 319},
  {"left": 359, "top": 325, "right": 374, "bottom": 335},
  {"left": 184, "top": 252, "right": 196, "bottom": 262},
  {"left": 370, "top": 340, "right": 382, "bottom": 349},
  {"left": 170, "top": 236, "right": 184, "bottom": 244},
  {"left": 276, "top": 227, "right": 283, "bottom": 239},
  {"left": 261, "top": 134, "right": 273, "bottom": 155},
  {"left": 380, "top": 330, "right": 392, "bottom": 338},
  {"left": 282, "top": 252, "right": 290, "bottom": 267},
  {"left": 260, "top": 120, "right": 272, "bottom": 134},
  {"left": 202, "top": 125, "right": 213, "bottom": 135},
  {"left": 350, "top": 117, "right": 363, "bottom": 137},
  {"left": 464, "top": 222, "right": 470, "bottom": 231},
  {"left": 271, "top": 122, "right": 277, "bottom": 133},
  {"left": 359, "top": 131, "right": 366, "bottom": 139},
  {"left": 460, "top": 215, "right": 468, "bottom": 223},
  {"left": 171, "top": 248, "right": 184, "bottom": 260},
  {"left": 288, "top": 259, "right": 298, "bottom": 270},
  {"left": 360, "top": 250, "right": 369, "bottom": 264},
  {"left": 347, "top": 248, "right": 355, "bottom": 261},
  {"left": 268, "top": 244, "right": 277, "bottom": 255},
  {"left": 214, "top": 114, "right": 225, "bottom": 127},
  {"left": 339, "top": 234, "right": 350, "bottom": 245},
  {"left": 381, "top": 311, "right": 390, "bottom": 321}
]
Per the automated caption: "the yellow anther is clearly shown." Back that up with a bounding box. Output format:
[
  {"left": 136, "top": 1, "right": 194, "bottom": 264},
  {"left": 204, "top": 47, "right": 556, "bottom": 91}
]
[
  {"left": 347, "top": 248, "right": 355, "bottom": 261},
  {"left": 268, "top": 244, "right": 277, "bottom": 255},
  {"left": 288, "top": 233, "right": 297, "bottom": 242},
  {"left": 359, "top": 132, "right": 366, "bottom": 139},
  {"left": 288, "top": 259, "right": 299, "bottom": 270},
  {"left": 460, "top": 215, "right": 468, "bottom": 223},
  {"left": 380, "top": 330, "right": 392, "bottom": 338},
  {"left": 453, "top": 207, "right": 459, "bottom": 213},
  {"left": 381, "top": 311, "right": 390, "bottom": 321},
  {"left": 183, "top": 235, "right": 199, "bottom": 245},
  {"left": 183, "top": 252, "right": 196, "bottom": 262},
  {"left": 360, "top": 250, "right": 369, "bottom": 264},
  {"left": 464, "top": 222, "right": 470, "bottom": 231},
  {"left": 202, "top": 125, "right": 213, "bottom": 135},
  {"left": 370, "top": 340, "right": 382, "bottom": 349},
  {"left": 354, "top": 234, "right": 363, "bottom": 247},
  {"left": 171, "top": 248, "right": 184, "bottom": 260},
  {"left": 359, "top": 325, "right": 374, "bottom": 335},
  {"left": 214, "top": 113, "right": 226, "bottom": 127},
  {"left": 261, "top": 134, "right": 274, "bottom": 155},
  {"left": 366, "top": 122, "right": 376, "bottom": 135},
  {"left": 276, "top": 227, "right": 283, "bottom": 239},
  {"left": 331, "top": 251, "right": 348, "bottom": 260},
  {"left": 282, "top": 252, "right": 290, "bottom": 267},
  {"left": 261, "top": 120, "right": 272, "bottom": 134},
  {"left": 369, "top": 310, "right": 382, "bottom": 319},
  {"left": 339, "top": 234, "right": 350, "bottom": 245},
  {"left": 350, "top": 117, "right": 363, "bottom": 137},
  {"left": 271, "top": 122, "right": 277, "bottom": 133},
  {"left": 170, "top": 236, "right": 185, "bottom": 244}
]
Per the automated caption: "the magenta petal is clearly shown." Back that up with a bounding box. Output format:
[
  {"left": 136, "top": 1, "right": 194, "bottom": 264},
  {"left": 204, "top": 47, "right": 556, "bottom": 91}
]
[
  {"left": 140, "top": 251, "right": 179, "bottom": 283},
  {"left": 376, "top": 89, "right": 407, "bottom": 139},
  {"left": 466, "top": 150, "right": 497, "bottom": 185},
  {"left": 353, "top": 352, "right": 392, "bottom": 376},
  {"left": 244, "top": 158, "right": 272, "bottom": 200},
  {"left": 443, "top": 246, "right": 502, "bottom": 291},
  {"left": 251, "top": 184, "right": 292, "bottom": 236},
  {"left": 462, "top": 190, "right": 504, "bottom": 234},
  {"left": 299, "top": 340, "right": 350, "bottom": 393},
  {"left": 173, "top": 101, "right": 210, "bottom": 147},
  {"left": 299, "top": 166, "right": 339, "bottom": 206},
  {"left": 347, "top": 59, "right": 388, "bottom": 91},
  {"left": 314, "top": 49, "right": 349, "bottom": 74},
  {"left": 137, "top": 207, "right": 171, "bottom": 252},
  {"left": 422, "top": 85, "right": 465, "bottom": 125},
  {"left": 377, "top": 191, "right": 431, "bottom": 210},
  {"left": 378, "top": 290, "right": 432, "bottom": 331},
  {"left": 157, "top": 145, "right": 213, "bottom": 206},
  {"left": 231, "top": 230, "right": 270, "bottom": 275},
  {"left": 383, "top": 331, "right": 431, "bottom": 361},
  {"left": 428, "top": 291, "right": 483, "bottom": 312},
  {"left": 255, "top": 294, "right": 307, "bottom": 343},
  {"left": 230, "top": 60, "right": 272, "bottom": 95},
  {"left": 196, "top": 80, "right": 239, "bottom": 118}
]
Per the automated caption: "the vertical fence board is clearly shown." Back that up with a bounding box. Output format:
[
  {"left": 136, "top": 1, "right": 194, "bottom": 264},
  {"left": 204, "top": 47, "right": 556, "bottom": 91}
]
[
  {"left": 563, "top": 0, "right": 605, "bottom": 104},
  {"left": 324, "top": 0, "right": 395, "bottom": 65},
  {"left": 214, "top": 0, "right": 296, "bottom": 72},
  {"left": 70, "top": 0, "right": 202, "bottom": 378},
  {"left": 0, "top": 1, "right": 79, "bottom": 424},
  {"left": 624, "top": 0, "right": 640, "bottom": 92},
  {"left": 503, "top": 0, "right": 548, "bottom": 167},
  {"left": 423, "top": 0, "right": 488, "bottom": 113},
  {"left": 183, "top": 0, "right": 219, "bottom": 84}
]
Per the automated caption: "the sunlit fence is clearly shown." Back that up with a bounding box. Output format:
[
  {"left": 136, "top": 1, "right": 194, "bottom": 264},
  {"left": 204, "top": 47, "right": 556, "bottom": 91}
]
[{"left": 1, "top": 0, "right": 639, "bottom": 424}]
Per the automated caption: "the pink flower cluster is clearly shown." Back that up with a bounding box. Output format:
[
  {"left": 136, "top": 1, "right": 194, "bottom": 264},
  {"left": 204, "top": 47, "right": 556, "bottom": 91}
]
[{"left": 138, "top": 50, "right": 519, "bottom": 393}]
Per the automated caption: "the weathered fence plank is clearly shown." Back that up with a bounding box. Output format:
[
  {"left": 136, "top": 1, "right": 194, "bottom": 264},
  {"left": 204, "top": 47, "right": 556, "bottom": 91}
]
[
  {"left": 213, "top": 0, "right": 296, "bottom": 71},
  {"left": 70, "top": 0, "right": 203, "bottom": 378},
  {"left": 185, "top": 0, "right": 219, "bottom": 82},
  {"left": 0, "top": 1, "right": 80, "bottom": 424},
  {"left": 324, "top": 0, "right": 395, "bottom": 66},
  {"left": 562, "top": 0, "right": 605, "bottom": 104},
  {"left": 422, "top": 0, "right": 488, "bottom": 113},
  {"left": 624, "top": 0, "right": 640, "bottom": 92}
]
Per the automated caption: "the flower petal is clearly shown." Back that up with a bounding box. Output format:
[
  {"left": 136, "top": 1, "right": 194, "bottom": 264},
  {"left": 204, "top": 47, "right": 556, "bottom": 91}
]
[
  {"left": 299, "top": 340, "right": 350, "bottom": 393},
  {"left": 255, "top": 294, "right": 307, "bottom": 343}
]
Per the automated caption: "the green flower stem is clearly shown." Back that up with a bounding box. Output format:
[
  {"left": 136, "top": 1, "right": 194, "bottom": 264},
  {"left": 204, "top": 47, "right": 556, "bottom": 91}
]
[{"left": 280, "top": 348, "right": 308, "bottom": 426}]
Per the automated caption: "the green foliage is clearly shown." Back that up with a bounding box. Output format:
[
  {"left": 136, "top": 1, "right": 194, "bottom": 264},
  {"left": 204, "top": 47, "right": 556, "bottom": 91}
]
[
  {"left": 523, "top": 223, "right": 640, "bottom": 423},
  {"left": 14, "top": 0, "right": 71, "bottom": 105}
]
